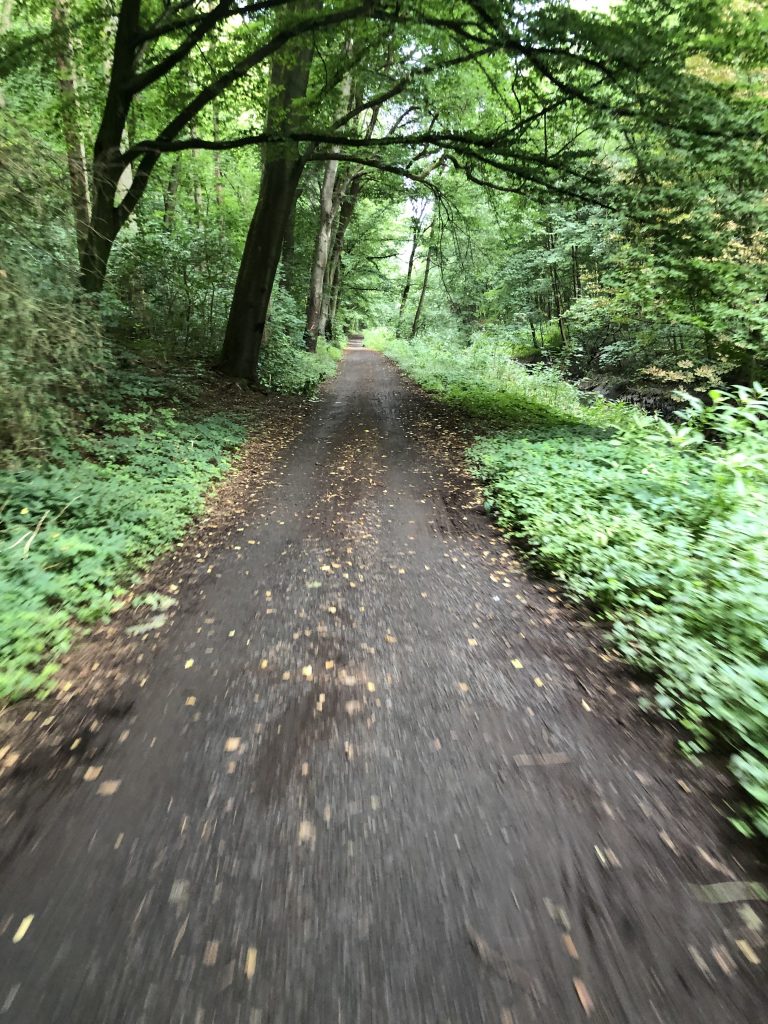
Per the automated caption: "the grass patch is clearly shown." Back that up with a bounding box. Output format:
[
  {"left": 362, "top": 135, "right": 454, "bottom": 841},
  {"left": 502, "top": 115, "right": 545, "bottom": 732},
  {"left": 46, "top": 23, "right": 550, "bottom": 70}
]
[{"left": 379, "top": 332, "right": 768, "bottom": 838}]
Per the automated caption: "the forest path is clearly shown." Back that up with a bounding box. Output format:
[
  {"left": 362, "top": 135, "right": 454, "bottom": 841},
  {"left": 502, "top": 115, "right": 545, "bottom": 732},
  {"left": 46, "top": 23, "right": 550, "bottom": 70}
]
[{"left": 0, "top": 346, "right": 765, "bottom": 1023}]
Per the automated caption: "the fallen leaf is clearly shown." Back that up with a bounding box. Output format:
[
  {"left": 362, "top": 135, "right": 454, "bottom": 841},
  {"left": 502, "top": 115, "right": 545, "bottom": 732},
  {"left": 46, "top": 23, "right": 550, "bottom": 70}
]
[
  {"left": 325, "top": 660, "right": 335, "bottom": 670},
  {"left": 97, "top": 780, "right": 121, "bottom": 796},
  {"left": 573, "top": 978, "right": 594, "bottom": 1016},
  {"left": 184, "top": 658, "right": 194, "bottom": 670},
  {"left": 203, "top": 940, "right": 219, "bottom": 966},
  {"left": 468, "top": 638, "right": 478, "bottom": 647},
  {"left": 245, "top": 946, "right": 258, "bottom": 979},
  {"left": 185, "top": 696, "right": 196, "bottom": 706},
  {"left": 83, "top": 765, "right": 102, "bottom": 781},
  {"left": 12, "top": 915, "right": 34, "bottom": 943},
  {"left": 563, "top": 934, "right": 579, "bottom": 959},
  {"left": 511, "top": 658, "right": 523, "bottom": 669},
  {"left": 735, "top": 938, "right": 760, "bottom": 965},
  {"left": 224, "top": 737, "right": 241, "bottom": 753},
  {"left": 457, "top": 682, "right": 470, "bottom": 693},
  {"left": 301, "top": 665, "right": 313, "bottom": 679},
  {"left": 298, "top": 820, "right": 316, "bottom": 846}
]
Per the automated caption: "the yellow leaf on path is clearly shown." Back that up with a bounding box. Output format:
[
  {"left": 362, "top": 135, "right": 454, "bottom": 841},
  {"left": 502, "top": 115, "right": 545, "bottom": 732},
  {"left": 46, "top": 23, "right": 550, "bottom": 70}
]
[
  {"left": 245, "top": 946, "right": 258, "bottom": 979},
  {"left": 511, "top": 659, "right": 523, "bottom": 669},
  {"left": 185, "top": 696, "right": 196, "bottom": 706},
  {"left": 228, "top": 630, "right": 236, "bottom": 637},
  {"left": 12, "top": 915, "right": 34, "bottom": 943},
  {"left": 260, "top": 659, "right": 268, "bottom": 669},
  {"left": 325, "top": 660, "right": 335, "bottom": 670},
  {"left": 736, "top": 939, "right": 760, "bottom": 965},
  {"left": 98, "top": 780, "right": 121, "bottom": 796},
  {"left": 366, "top": 681, "right": 376, "bottom": 692},
  {"left": 534, "top": 677, "right": 544, "bottom": 687},
  {"left": 301, "top": 665, "right": 313, "bottom": 679},
  {"left": 563, "top": 934, "right": 579, "bottom": 959},
  {"left": 298, "top": 820, "right": 316, "bottom": 846},
  {"left": 203, "top": 940, "right": 219, "bottom": 966},
  {"left": 468, "top": 638, "right": 478, "bottom": 647},
  {"left": 328, "top": 607, "right": 337, "bottom": 615},
  {"left": 83, "top": 765, "right": 102, "bottom": 781},
  {"left": 581, "top": 699, "right": 592, "bottom": 712},
  {"left": 573, "top": 978, "right": 594, "bottom": 1015},
  {"left": 385, "top": 634, "right": 397, "bottom": 644},
  {"left": 457, "top": 682, "right": 470, "bottom": 693},
  {"left": 224, "top": 737, "right": 241, "bottom": 753},
  {"left": 184, "top": 659, "right": 194, "bottom": 669}
]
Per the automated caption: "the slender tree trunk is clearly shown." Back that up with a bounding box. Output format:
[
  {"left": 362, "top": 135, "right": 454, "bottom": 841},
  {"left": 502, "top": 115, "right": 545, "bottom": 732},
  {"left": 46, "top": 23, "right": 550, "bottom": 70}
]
[
  {"left": 304, "top": 158, "right": 340, "bottom": 351},
  {"left": 52, "top": 1, "right": 92, "bottom": 265},
  {"left": 410, "top": 239, "right": 432, "bottom": 339},
  {"left": 398, "top": 218, "right": 420, "bottom": 331},
  {"left": 219, "top": 44, "right": 312, "bottom": 380},
  {"left": 163, "top": 157, "right": 181, "bottom": 230},
  {"left": 213, "top": 103, "right": 224, "bottom": 207}
]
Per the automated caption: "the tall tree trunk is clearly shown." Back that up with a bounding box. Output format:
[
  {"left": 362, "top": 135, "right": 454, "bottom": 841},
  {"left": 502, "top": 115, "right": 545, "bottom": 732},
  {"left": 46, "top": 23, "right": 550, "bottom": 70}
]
[
  {"left": 398, "top": 218, "right": 420, "bottom": 331},
  {"left": 410, "top": 238, "right": 433, "bottom": 338},
  {"left": 317, "top": 170, "right": 363, "bottom": 339},
  {"left": 219, "top": 44, "right": 312, "bottom": 380},
  {"left": 52, "top": 0, "right": 92, "bottom": 265},
  {"left": 80, "top": 0, "right": 140, "bottom": 291},
  {"left": 304, "top": 158, "right": 340, "bottom": 351}
]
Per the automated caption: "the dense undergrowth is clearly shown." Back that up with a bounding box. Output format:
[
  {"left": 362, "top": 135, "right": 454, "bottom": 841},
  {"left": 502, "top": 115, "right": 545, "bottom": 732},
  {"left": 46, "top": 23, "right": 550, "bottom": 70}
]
[
  {"left": 371, "top": 329, "right": 768, "bottom": 837},
  {"left": 0, "top": 368, "right": 248, "bottom": 702}
]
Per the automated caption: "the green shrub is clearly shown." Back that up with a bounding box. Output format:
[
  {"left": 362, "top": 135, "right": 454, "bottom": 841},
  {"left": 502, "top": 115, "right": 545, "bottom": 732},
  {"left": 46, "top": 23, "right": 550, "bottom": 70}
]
[{"left": 383, "top": 331, "right": 768, "bottom": 837}]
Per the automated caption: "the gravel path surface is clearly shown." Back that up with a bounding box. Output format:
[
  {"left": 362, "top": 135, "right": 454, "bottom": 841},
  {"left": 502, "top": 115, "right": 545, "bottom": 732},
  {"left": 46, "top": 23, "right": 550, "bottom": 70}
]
[{"left": 0, "top": 346, "right": 765, "bottom": 1023}]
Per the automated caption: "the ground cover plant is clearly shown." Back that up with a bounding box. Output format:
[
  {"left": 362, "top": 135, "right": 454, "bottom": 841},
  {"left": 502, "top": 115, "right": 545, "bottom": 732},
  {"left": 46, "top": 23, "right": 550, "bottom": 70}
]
[
  {"left": 376, "top": 332, "right": 768, "bottom": 837},
  {"left": 0, "top": 370, "right": 247, "bottom": 701}
]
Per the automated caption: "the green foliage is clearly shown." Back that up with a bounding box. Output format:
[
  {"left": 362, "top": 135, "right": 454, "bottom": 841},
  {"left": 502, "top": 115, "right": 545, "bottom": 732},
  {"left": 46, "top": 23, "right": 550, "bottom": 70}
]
[
  {"left": 0, "top": 377, "right": 245, "bottom": 702},
  {"left": 384, "top": 332, "right": 768, "bottom": 837},
  {"left": 0, "top": 260, "right": 110, "bottom": 459},
  {"left": 260, "top": 284, "right": 343, "bottom": 393}
]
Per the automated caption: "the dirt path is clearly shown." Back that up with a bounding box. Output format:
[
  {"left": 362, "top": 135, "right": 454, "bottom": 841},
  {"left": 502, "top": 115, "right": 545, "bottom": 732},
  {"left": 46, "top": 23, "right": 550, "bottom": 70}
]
[{"left": 0, "top": 347, "right": 765, "bottom": 1023}]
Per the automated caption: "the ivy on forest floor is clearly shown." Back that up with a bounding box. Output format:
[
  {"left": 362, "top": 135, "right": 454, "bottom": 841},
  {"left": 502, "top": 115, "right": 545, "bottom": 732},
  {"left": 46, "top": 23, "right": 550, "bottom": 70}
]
[{"left": 373, "top": 330, "right": 768, "bottom": 839}]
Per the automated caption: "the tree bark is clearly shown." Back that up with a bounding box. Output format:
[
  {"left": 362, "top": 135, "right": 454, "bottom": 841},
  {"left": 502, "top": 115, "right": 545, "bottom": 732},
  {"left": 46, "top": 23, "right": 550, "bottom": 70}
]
[
  {"left": 52, "top": 0, "right": 92, "bottom": 266},
  {"left": 79, "top": 0, "right": 140, "bottom": 291},
  {"left": 410, "top": 237, "right": 432, "bottom": 339},
  {"left": 218, "top": 42, "right": 313, "bottom": 380},
  {"left": 304, "top": 158, "right": 341, "bottom": 351},
  {"left": 319, "top": 170, "right": 364, "bottom": 339},
  {"left": 398, "top": 218, "right": 420, "bottom": 331}
]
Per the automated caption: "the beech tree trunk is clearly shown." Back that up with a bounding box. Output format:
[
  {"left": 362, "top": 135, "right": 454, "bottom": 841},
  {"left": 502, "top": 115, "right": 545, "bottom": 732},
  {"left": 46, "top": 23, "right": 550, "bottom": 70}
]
[
  {"left": 52, "top": 1, "right": 92, "bottom": 265},
  {"left": 218, "top": 46, "right": 312, "bottom": 380},
  {"left": 318, "top": 170, "right": 364, "bottom": 339},
  {"left": 304, "top": 158, "right": 340, "bottom": 351}
]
